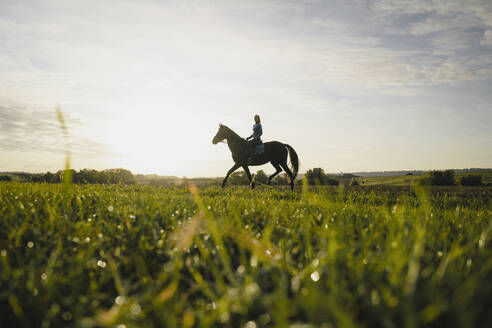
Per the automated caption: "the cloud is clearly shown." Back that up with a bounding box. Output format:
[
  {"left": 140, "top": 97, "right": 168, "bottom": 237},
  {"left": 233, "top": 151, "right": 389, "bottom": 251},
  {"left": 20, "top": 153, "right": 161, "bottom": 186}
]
[
  {"left": 0, "top": 102, "right": 110, "bottom": 157},
  {"left": 0, "top": 0, "right": 491, "bottom": 174},
  {"left": 481, "top": 29, "right": 492, "bottom": 46}
]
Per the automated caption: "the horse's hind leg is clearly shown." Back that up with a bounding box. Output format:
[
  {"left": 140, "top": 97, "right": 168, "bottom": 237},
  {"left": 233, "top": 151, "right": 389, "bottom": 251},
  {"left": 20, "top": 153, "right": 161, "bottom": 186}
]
[
  {"left": 280, "top": 162, "right": 295, "bottom": 191},
  {"left": 268, "top": 163, "right": 282, "bottom": 185}
]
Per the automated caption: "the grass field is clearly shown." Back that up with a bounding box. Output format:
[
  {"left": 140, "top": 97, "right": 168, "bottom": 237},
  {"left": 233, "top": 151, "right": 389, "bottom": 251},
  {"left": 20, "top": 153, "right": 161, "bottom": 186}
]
[{"left": 1, "top": 182, "right": 492, "bottom": 327}]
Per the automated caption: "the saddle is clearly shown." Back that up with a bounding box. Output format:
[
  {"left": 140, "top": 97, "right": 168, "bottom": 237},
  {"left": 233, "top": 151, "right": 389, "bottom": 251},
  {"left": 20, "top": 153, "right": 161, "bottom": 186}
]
[
  {"left": 245, "top": 143, "right": 265, "bottom": 159},
  {"left": 253, "top": 143, "right": 265, "bottom": 155}
]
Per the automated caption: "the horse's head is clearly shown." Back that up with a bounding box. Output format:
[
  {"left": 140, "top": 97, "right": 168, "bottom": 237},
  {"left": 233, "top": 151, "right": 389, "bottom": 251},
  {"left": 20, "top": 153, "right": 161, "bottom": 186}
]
[{"left": 212, "top": 123, "right": 227, "bottom": 144}]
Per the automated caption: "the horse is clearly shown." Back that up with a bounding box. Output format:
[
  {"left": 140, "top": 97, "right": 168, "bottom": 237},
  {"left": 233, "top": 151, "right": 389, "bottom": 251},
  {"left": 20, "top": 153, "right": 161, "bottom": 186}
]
[{"left": 212, "top": 124, "right": 299, "bottom": 191}]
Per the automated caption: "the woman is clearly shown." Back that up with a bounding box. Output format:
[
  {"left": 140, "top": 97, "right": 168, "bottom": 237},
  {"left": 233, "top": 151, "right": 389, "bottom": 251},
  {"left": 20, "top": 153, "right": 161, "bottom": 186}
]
[{"left": 246, "top": 114, "right": 262, "bottom": 160}]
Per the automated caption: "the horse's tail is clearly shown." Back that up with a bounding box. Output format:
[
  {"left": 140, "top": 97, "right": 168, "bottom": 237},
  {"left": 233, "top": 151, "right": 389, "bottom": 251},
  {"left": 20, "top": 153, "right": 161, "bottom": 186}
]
[{"left": 285, "top": 144, "right": 299, "bottom": 180}]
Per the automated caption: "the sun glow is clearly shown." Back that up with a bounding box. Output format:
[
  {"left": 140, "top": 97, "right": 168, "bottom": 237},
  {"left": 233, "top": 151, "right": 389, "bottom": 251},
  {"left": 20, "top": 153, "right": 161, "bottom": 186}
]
[{"left": 101, "top": 106, "right": 218, "bottom": 175}]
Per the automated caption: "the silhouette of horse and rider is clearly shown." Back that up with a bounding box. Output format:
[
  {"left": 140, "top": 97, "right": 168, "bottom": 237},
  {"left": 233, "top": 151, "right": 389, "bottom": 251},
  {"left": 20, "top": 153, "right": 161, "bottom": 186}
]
[{"left": 212, "top": 114, "right": 299, "bottom": 191}]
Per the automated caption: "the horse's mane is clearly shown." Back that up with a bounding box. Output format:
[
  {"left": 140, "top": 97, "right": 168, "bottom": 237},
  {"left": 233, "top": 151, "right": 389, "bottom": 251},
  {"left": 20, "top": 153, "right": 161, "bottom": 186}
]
[{"left": 221, "top": 124, "right": 243, "bottom": 141}]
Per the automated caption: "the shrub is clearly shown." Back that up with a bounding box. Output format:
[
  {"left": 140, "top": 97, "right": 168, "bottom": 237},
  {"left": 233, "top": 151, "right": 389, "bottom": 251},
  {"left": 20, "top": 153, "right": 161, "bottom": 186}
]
[
  {"left": 420, "top": 170, "right": 455, "bottom": 186},
  {"left": 229, "top": 171, "right": 250, "bottom": 185},
  {"left": 326, "top": 178, "right": 340, "bottom": 186},
  {"left": 305, "top": 168, "right": 340, "bottom": 185},
  {"left": 305, "top": 168, "right": 326, "bottom": 185},
  {"left": 254, "top": 170, "right": 268, "bottom": 184},
  {"left": 460, "top": 174, "right": 483, "bottom": 186},
  {"left": 0, "top": 175, "right": 11, "bottom": 182}
]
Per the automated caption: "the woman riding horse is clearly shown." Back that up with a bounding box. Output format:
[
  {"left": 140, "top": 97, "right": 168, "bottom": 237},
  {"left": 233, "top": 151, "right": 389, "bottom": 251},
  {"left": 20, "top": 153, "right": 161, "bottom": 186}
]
[
  {"left": 245, "top": 114, "right": 262, "bottom": 163},
  {"left": 212, "top": 123, "right": 299, "bottom": 191}
]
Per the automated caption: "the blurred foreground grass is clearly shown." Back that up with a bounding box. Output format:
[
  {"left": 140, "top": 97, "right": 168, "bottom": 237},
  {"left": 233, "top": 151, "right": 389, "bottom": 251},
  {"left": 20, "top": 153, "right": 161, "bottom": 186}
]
[{"left": 1, "top": 182, "right": 491, "bottom": 327}]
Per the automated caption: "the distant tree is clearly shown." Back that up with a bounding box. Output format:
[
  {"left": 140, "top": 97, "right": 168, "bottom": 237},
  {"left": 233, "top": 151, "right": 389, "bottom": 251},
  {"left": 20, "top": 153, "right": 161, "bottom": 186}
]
[
  {"left": 29, "top": 174, "right": 44, "bottom": 182},
  {"left": 103, "top": 168, "right": 136, "bottom": 184},
  {"left": 340, "top": 173, "right": 358, "bottom": 178},
  {"left": 0, "top": 175, "right": 11, "bottom": 182},
  {"left": 306, "top": 168, "right": 326, "bottom": 185},
  {"left": 460, "top": 174, "right": 483, "bottom": 186},
  {"left": 254, "top": 170, "right": 268, "bottom": 184},
  {"left": 78, "top": 169, "right": 99, "bottom": 184},
  {"left": 43, "top": 171, "right": 57, "bottom": 183},
  {"left": 349, "top": 178, "right": 359, "bottom": 186},
  {"left": 325, "top": 177, "right": 340, "bottom": 186},
  {"left": 228, "top": 171, "right": 250, "bottom": 185},
  {"left": 305, "top": 168, "right": 340, "bottom": 185},
  {"left": 420, "top": 170, "right": 455, "bottom": 186},
  {"left": 271, "top": 173, "right": 288, "bottom": 185}
]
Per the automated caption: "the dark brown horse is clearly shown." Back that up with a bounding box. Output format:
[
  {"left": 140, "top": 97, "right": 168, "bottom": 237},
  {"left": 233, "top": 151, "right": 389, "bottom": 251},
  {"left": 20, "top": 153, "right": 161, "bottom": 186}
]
[{"left": 212, "top": 124, "right": 299, "bottom": 190}]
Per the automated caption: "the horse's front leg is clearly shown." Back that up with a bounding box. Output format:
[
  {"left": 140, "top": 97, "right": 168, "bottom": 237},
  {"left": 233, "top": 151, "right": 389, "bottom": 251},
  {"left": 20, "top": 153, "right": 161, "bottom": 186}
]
[
  {"left": 242, "top": 165, "right": 255, "bottom": 189},
  {"left": 222, "top": 163, "right": 241, "bottom": 188}
]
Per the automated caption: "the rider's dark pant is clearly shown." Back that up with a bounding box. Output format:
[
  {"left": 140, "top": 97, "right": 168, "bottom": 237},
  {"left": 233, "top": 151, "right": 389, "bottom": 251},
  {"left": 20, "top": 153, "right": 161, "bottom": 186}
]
[
  {"left": 248, "top": 138, "right": 262, "bottom": 148},
  {"left": 247, "top": 138, "right": 262, "bottom": 156}
]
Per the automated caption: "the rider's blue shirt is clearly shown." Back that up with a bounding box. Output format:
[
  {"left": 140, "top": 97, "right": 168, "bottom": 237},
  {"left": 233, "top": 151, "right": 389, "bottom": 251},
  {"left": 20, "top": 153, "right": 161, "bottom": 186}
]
[{"left": 253, "top": 123, "right": 262, "bottom": 140}]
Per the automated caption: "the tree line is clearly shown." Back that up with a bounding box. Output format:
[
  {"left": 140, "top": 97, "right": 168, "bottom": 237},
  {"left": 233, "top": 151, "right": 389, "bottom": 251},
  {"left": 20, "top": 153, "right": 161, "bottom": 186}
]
[
  {"left": 420, "top": 170, "right": 485, "bottom": 186},
  {"left": 0, "top": 168, "right": 486, "bottom": 187},
  {"left": 1, "top": 168, "right": 136, "bottom": 185}
]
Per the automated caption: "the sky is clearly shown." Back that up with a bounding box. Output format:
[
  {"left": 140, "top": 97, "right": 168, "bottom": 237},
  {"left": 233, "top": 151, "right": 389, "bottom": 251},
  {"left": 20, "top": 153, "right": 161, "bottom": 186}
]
[{"left": 1, "top": 0, "right": 491, "bottom": 177}]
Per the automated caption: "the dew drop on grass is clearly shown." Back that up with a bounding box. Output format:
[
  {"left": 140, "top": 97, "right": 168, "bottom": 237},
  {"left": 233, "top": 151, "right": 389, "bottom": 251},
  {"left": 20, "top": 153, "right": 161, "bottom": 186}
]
[
  {"left": 250, "top": 255, "right": 258, "bottom": 267},
  {"left": 219, "top": 311, "right": 230, "bottom": 323},
  {"left": 437, "top": 251, "right": 443, "bottom": 258},
  {"left": 72, "top": 237, "right": 80, "bottom": 243},
  {"left": 478, "top": 233, "right": 486, "bottom": 248},
  {"left": 310, "top": 271, "right": 320, "bottom": 282},
  {"left": 130, "top": 303, "right": 141, "bottom": 315},
  {"left": 85, "top": 237, "right": 90, "bottom": 243},
  {"left": 371, "top": 290, "right": 380, "bottom": 305},
  {"left": 41, "top": 272, "right": 48, "bottom": 280},
  {"left": 97, "top": 260, "right": 107, "bottom": 268},
  {"left": 244, "top": 321, "right": 257, "bottom": 328},
  {"left": 232, "top": 265, "right": 244, "bottom": 276},
  {"left": 245, "top": 283, "right": 259, "bottom": 296},
  {"left": 115, "top": 296, "right": 126, "bottom": 305},
  {"left": 466, "top": 258, "right": 472, "bottom": 266},
  {"left": 27, "top": 241, "right": 34, "bottom": 248},
  {"left": 107, "top": 205, "right": 114, "bottom": 212},
  {"left": 259, "top": 313, "right": 271, "bottom": 326}
]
